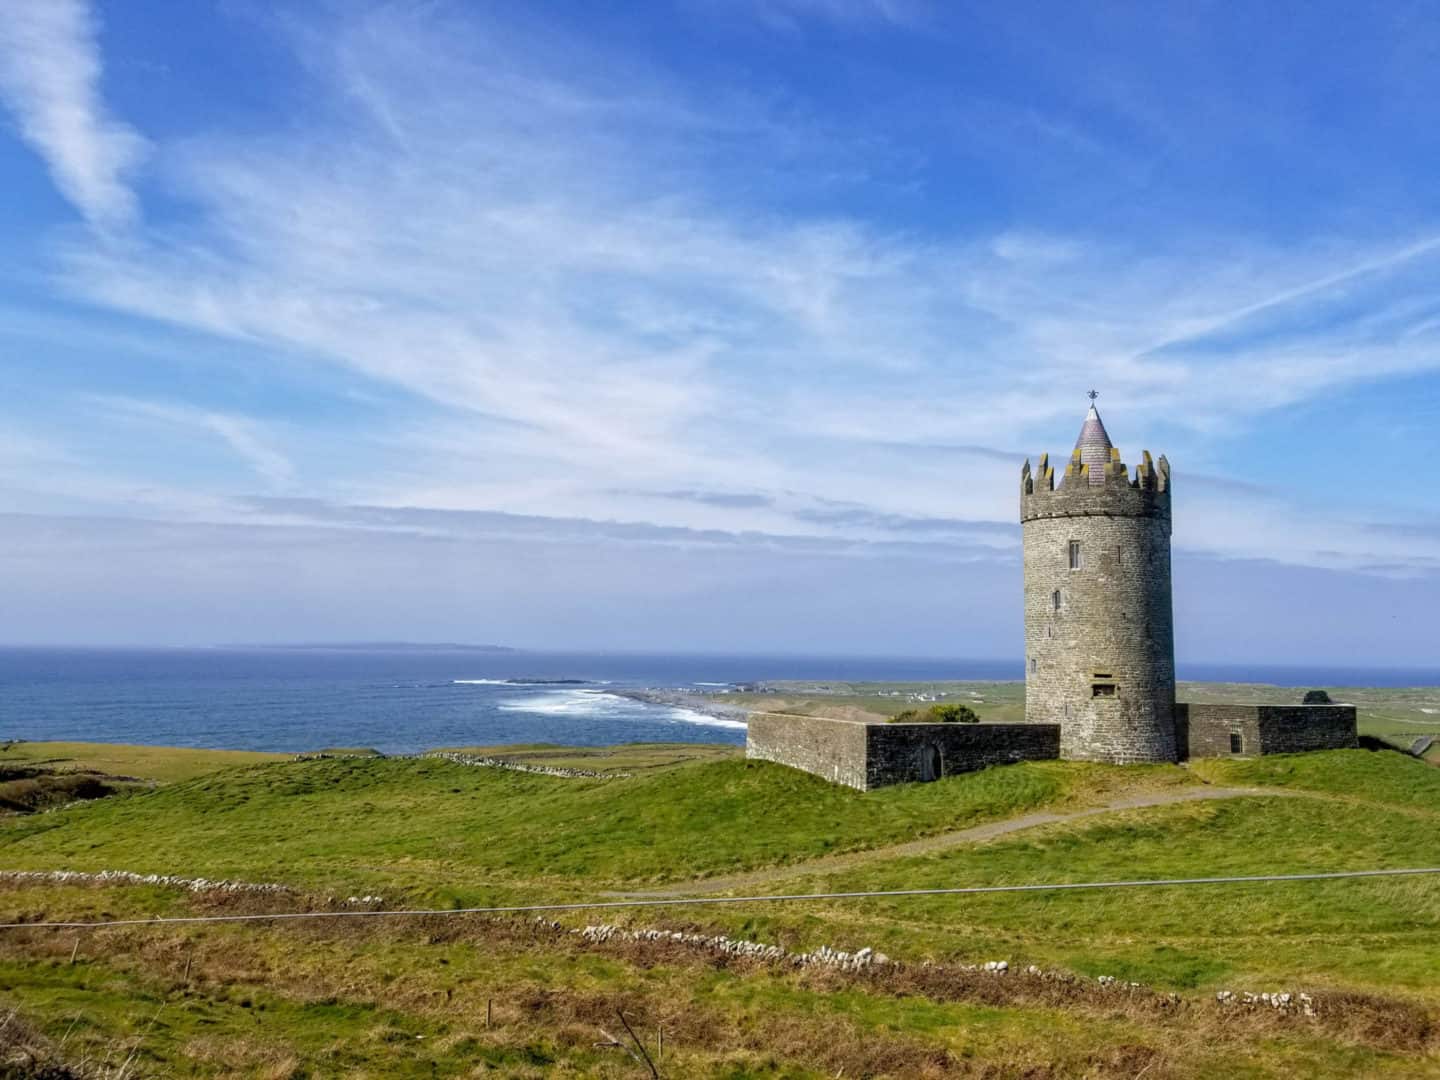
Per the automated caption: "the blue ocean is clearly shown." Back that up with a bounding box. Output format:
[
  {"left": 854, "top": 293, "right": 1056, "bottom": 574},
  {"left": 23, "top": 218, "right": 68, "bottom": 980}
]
[{"left": 2, "top": 648, "right": 1436, "bottom": 755}]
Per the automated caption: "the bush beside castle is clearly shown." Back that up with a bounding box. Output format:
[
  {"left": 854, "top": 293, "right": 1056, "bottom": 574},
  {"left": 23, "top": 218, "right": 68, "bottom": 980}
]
[{"left": 888, "top": 704, "right": 980, "bottom": 724}]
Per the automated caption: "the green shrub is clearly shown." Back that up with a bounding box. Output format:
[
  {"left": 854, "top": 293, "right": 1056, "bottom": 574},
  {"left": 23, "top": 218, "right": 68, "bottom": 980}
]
[
  {"left": 1303, "top": 689, "right": 1332, "bottom": 705},
  {"left": 931, "top": 703, "right": 980, "bottom": 723},
  {"left": 888, "top": 703, "right": 980, "bottom": 724}
]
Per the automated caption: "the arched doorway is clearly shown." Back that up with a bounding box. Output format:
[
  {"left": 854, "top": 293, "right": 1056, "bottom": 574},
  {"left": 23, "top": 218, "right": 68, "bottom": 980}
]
[{"left": 919, "top": 743, "right": 942, "bottom": 782}]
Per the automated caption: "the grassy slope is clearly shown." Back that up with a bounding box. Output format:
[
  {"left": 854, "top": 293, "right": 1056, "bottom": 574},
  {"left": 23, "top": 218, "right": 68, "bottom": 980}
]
[
  {"left": 5, "top": 911, "right": 1424, "bottom": 1079},
  {"left": 0, "top": 756, "right": 1194, "bottom": 897},
  {"left": 729, "top": 781, "right": 1440, "bottom": 993},
  {"left": 2, "top": 750, "right": 1435, "bottom": 992},
  {"left": 1192, "top": 749, "right": 1440, "bottom": 808},
  {"left": 0, "top": 740, "right": 285, "bottom": 783},
  {"left": 2, "top": 747, "right": 1438, "bottom": 1076}
]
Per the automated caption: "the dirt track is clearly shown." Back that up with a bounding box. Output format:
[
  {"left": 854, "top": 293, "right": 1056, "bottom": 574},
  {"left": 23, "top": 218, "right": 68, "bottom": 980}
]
[{"left": 623, "top": 785, "right": 1294, "bottom": 897}]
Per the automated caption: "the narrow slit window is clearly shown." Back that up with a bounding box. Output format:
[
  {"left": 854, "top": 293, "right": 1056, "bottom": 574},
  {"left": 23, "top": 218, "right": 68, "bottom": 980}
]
[
  {"left": 1052, "top": 590, "right": 1062, "bottom": 612},
  {"left": 1029, "top": 657, "right": 1037, "bottom": 674},
  {"left": 1068, "top": 540, "right": 1082, "bottom": 569}
]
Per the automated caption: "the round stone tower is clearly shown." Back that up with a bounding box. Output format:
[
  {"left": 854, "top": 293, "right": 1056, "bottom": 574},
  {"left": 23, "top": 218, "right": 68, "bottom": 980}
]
[{"left": 1020, "top": 403, "right": 1176, "bottom": 763}]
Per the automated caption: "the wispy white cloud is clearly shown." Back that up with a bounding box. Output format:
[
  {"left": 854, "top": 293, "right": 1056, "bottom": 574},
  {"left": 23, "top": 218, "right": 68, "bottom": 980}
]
[
  {"left": 97, "top": 397, "right": 297, "bottom": 490},
  {"left": 689, "top": 0, "right": 925, "bottom": 32},
  {"left": 0, "top": 0, "right": 147, "bottom": 229},
  {"left": 12, "top": 2, "right": 1440, "bottom": 587},
  {"left": 1134, "top": 233, "right": 1440, "bottom": 358}
]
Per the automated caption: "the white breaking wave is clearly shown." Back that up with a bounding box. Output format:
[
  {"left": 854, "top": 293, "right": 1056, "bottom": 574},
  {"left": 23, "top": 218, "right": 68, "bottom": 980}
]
[
  {"left": 496, "top": 689, "right": 746, "bottom": 730},
  {"left": 667, "top": 708, "right": 747, "bottom": 731},
  {"left": 453, "top": 679, "right": 510, "bottom": 685}
]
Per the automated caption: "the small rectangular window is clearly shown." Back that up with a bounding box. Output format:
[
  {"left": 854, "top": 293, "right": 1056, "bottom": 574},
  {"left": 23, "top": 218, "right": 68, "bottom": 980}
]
[
  {"left": 1029, "top": 657, "right": 1037, "bottom": 673},
  {"left": 1052, "top": 590, "right": 1062, "bottom": 612},
  {"left": 1229, "top": 731, "right": 1243, "bottom": 754},
  {"left": 1092, "top": 683, "right": 1117, "bottom": 698},
  {"left": 1068, "top": 541, "right": 1082, "bottom": 569}
]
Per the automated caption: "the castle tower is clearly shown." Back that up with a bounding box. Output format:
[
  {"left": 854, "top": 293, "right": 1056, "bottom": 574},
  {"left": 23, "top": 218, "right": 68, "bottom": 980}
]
[{"left": 1020, "top": 401, "right": 1176, "bottom": 763}]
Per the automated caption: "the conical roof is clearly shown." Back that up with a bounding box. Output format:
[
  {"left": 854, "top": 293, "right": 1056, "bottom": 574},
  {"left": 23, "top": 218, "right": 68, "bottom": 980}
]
[{"left": 1073, "top": 404, "right": 1113, "bottom": 486}]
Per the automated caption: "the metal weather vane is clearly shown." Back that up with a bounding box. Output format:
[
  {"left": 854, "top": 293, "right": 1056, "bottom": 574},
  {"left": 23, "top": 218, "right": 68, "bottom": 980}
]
[{"left": 1087, "top": 389, "right": 1099, "bottom": 402}]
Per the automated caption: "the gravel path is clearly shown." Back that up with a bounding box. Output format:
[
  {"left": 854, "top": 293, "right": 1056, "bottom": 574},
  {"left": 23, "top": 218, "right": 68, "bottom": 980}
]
[{"left": 621, "top": 785, "right": 1295, "bottom": 898}]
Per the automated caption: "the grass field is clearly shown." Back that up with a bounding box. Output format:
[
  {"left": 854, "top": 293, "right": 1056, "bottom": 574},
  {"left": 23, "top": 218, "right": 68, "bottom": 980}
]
[
  {"left": 0, "top": 741, "right": 286, "bottom": 783},
  {"left": 1, "top": 736, "right": 1439, "bottom": 1075},
  {"left": 0, "top": 752, "right": 1198, "bottom": 897}
]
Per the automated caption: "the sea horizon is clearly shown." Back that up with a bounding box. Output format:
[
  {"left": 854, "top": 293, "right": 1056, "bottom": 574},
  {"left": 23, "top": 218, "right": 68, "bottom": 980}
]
[{"left": 2, "top": 645, "right": 1438, "bottom": 756}]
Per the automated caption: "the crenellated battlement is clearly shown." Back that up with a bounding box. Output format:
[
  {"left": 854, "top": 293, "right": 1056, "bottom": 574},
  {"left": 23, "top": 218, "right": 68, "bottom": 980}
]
[{"left": 1020, "top": 447, "right": 1170, "bottom": 524}]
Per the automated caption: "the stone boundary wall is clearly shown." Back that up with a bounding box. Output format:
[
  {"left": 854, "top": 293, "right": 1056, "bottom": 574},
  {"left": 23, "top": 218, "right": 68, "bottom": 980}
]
[
  {"left": 289, "top": 751, "right": 629, "bottom": 779},
  {"left": 745, "top": 713, "right": 870, "bottom": 789},
  {"left": 746, "top": 714, "right": 1059, "bottom": 791},
  {"left": 1175, "top": 703, "right": 1357, "bottom": 759},
  {"left": 863, "top": 722, "right": 1060, "bottom": 789}
]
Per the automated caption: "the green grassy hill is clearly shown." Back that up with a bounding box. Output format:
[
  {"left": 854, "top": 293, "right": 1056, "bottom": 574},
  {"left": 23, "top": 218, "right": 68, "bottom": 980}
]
[
  {"left": 2, "top": 743, "right": 1438, "bottom": 1077},
  {"left": 0, "top": 740, "right": 286, "bottom": 783},
  {"left": 0, "top": 751, "right": 1196, "bottom": 896}
]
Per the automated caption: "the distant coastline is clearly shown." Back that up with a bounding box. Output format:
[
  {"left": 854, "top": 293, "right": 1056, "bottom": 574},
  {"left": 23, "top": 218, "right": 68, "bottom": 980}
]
[{"left": 216, "top": 642, "right": 518, "bottom": 653}]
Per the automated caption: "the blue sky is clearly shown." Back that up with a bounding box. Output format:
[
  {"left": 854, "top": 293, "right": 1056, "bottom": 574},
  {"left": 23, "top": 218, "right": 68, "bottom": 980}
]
[{"left": 2, "top": 0, "right": 1439, "bottom": 662}]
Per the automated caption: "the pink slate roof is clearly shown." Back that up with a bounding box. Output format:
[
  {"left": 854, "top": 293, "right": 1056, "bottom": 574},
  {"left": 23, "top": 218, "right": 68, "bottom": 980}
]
[{"left": 1073, "top": 404, "right": 1114, "bottom": 485}]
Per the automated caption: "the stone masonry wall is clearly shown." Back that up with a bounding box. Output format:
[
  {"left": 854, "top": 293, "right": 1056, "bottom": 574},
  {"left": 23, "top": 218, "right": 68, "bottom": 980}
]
[
  {"left": 745, "top": 713, "right": 870, "bottom": 789},
  {"left": 1255, "top": 706, "right": 1359, "bottom": 754},
  {"left": 746, "top": 713, "right": 1059, "bottom": 791},
  {"left": 1174, "top": 703, "right": 1261, "bottom": 758},
  {"left": 1175, "top": 703, "right": 1357, "bottom": 759},
  {"left": 1021, "top": 482, "right": 1177, "bottom": 764},
  {"left": 863, "top": 721, "right": 1060, "bottom": 790}
]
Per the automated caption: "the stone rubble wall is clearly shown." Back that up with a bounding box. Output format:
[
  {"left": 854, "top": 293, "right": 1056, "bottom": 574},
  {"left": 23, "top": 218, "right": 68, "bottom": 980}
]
[
  {"left": 418, "top": 752, "right": 630, "bottom": 779},
  {"left": 291, "top": 751, "right": 628, "bottom": 779},
  {"left": 567, "top": 920, "right": 1317, "bottom": 1014},
  {"left": 575, "top": 921, "right": 887, "bottom": 971},
  {"left": 0, "top": 869, "right": 384, "bottom": 906},
  {"left": 1, "top": 871, "right": 1321, "bottom": 1017}
]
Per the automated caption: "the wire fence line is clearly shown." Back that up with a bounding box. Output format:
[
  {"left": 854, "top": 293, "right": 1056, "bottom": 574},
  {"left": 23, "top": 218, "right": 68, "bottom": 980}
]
[{"left": 3, "top": 866, "right": 1439, "bottom": 931}]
